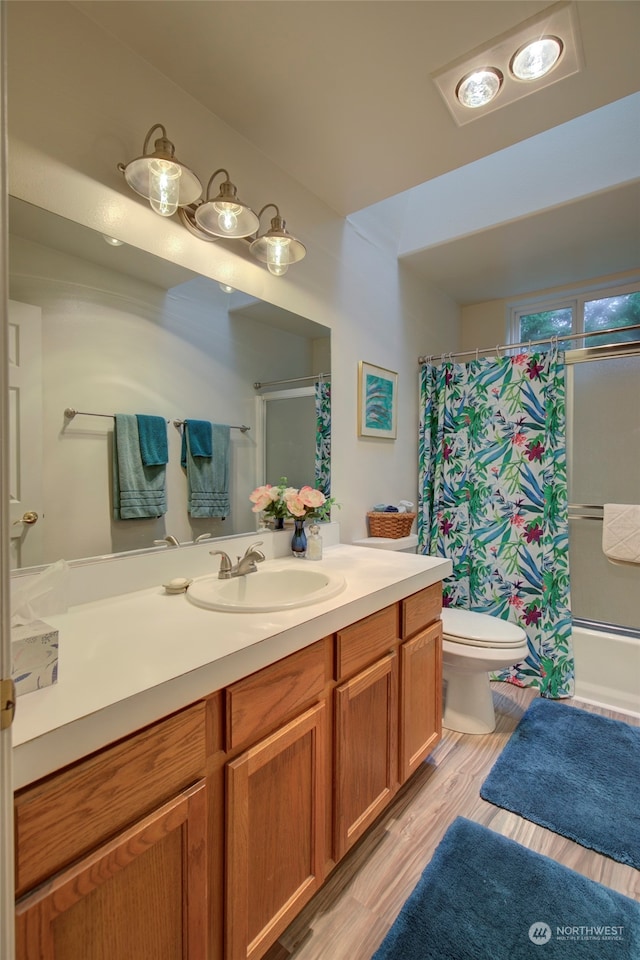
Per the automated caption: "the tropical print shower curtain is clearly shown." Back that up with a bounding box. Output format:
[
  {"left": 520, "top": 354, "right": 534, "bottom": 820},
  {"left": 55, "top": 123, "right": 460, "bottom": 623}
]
[
  {"left": 418, "top": 349, "right": 574, "bottom": 698},
  {"left": 315, "top": 379, "right": 331, "bottom": 497}
]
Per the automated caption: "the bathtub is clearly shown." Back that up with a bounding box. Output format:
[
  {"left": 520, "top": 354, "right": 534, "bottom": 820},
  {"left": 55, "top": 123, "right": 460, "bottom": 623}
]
[{"left": 572, "top": 625, "right": 640, "bottom": 717}]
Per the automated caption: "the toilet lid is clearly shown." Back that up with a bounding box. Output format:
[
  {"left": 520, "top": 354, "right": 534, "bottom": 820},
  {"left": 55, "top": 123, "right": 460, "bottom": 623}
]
[{"left": 441, "top": 607, "right": 526, "bottom": 648}]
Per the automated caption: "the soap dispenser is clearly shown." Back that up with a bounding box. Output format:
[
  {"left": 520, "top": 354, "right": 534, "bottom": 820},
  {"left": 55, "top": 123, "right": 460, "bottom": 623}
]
[{"left": 306, "top": 523, "right": 323, "bottom": 561}]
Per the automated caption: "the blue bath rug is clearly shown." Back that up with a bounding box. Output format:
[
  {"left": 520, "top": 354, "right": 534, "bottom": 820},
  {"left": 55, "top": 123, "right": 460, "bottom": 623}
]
[
  {"left": 480, "top": 697, "right": 640, "bottom": 870},
  {"left": 372, "top": 817, "right": 640, "bottom": 960}
]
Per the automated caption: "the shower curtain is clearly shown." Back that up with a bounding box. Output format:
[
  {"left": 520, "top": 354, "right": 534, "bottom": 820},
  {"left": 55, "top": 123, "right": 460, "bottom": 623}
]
[
  {"left": 418, "top": 349, "right": 574, "bottom": 698},
  {"left": 315, "top": 379, "right": 331, "bottom": 497}
]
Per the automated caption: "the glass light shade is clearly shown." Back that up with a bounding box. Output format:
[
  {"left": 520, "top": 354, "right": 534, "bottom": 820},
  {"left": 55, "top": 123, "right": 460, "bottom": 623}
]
[
  {"left": 456, "top": 68, "right": 503, "bottom": 108},
  {"left": 122, "top": 156, "right": 202, "bottom": 209},
  {"left": 250, "top": 215, "right": 306, "bottom": 277},
  {"left": 120, "top": 126, "right": 202, "bottom": 211},
  {"left": 195, "top": 199, "right": 259, "bottom": 238},
  {"left": 266, "top": 238, "right": 291, "bottom": 277},
  {"left": 194, "top": 174, "right": 260, "bottom": 238},
  {"left": 511, "top": 36, "right": 563, "bottom": 81},
  {"left": 148, "top": 159, "right": 181, "bottom": 217}
]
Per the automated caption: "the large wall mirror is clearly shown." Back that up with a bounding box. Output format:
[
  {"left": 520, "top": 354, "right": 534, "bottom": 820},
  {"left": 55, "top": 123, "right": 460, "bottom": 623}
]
[{"left": 8, "top": 197, "right": 331, "bottom": 572}]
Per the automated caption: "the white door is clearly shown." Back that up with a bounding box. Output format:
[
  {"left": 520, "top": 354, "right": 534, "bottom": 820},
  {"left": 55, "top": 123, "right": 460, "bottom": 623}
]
[
  {"left": 1, "top": 5, "right": 17, "bottom": 956},
  {"left": 8, "top": 300, "right": 43, "bottom": 569}
]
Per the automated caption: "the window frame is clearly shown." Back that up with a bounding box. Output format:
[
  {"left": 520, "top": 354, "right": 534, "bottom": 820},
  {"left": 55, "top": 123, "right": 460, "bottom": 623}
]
[{"left": 507, "top": 276, "right": 640, "bottom": 347}]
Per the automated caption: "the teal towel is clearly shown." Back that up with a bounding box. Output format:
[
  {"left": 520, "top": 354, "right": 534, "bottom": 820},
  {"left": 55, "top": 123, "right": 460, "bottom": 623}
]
[
  {"left": 113, "top": 414, "right": 167, "bottom": 520},
  {"left": 182, "top": 421, "right": 230, "bottom": 518},
  {"left": 180, "top": 419, "right": 213, "bottom": 465},
  {"left": 136, "top": 415, "right": 168, "bottom": 466}
]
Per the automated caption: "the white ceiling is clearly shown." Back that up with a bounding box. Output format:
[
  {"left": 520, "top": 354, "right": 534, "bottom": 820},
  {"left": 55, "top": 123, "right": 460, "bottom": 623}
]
[{"left": 72, "top": 0, "right": 640, "bottom": 304}]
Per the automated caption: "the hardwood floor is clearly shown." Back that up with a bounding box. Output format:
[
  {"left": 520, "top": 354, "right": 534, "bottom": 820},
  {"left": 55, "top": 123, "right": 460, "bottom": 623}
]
[{"left": 263, "top": 683, "right": 640, "bottom": 960}]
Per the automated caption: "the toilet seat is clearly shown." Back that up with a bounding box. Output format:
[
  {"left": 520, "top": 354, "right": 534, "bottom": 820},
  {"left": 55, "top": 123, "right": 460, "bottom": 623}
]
[{"left": 441, "top": 607, "right": 526, "bottom": 649}]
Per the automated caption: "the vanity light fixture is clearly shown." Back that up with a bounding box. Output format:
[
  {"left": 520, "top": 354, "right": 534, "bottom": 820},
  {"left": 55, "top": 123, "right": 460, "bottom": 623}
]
[
  {"left": 120, "top": 125, "right": 306, "bottom": 276},
  {"left": 117, "top": 123, "right": 202, "bottom": 216},
  {"left": 249, "top": 204, "right": 306, "bottom": 277},
  {"left": 432, "top": 0, "right": 580, "bottom": 125},
  {"left": 194, "top": 169, "right": 260, "bottom": 239}
]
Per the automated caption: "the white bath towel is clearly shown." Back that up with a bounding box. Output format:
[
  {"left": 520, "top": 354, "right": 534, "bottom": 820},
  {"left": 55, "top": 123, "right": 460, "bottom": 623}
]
[{"left": 602, "top": 504, "right": 640, "bottom": 565}]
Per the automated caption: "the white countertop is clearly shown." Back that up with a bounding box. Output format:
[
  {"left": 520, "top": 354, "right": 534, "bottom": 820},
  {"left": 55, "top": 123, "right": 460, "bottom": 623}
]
[{"left": 12, "top": 544, "right": 451, "bottom": 789}]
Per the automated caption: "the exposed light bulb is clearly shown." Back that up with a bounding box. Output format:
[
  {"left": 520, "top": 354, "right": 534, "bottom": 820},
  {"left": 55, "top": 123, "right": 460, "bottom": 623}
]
[
  {"left": 214, "top": 202, "right": 242, "bottom": 234},
  {"left": 148, "top": 158, "right": 182, "bottom": 216},
  {"left": 266, "top": 237, "right": 291, "bottom": 277}
]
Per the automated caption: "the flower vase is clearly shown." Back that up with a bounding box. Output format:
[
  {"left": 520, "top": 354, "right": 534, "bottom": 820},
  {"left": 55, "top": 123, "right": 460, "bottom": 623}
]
[
  {"left": 291, "top": 518, "right": 307, "bottom": 558},
  {"left": 273, "top": 517, "right": 285, "bottom": 530}
]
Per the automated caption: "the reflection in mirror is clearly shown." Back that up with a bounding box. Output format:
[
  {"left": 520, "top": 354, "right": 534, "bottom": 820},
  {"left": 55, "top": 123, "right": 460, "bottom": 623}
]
[
  {"left": 259, "top": 381, "right": 331, "bottom": 494},
  {"left": 8, "top": 197, "right": 330, "bottom": 571}
]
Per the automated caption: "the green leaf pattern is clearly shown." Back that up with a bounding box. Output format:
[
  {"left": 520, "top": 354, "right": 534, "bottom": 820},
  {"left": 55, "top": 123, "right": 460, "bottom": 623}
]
[
  {"left": 315, "top": 380, "right": 331, "bottom": 497},
  {"left": 418, "top": 350, "right": 574, "bottom": 698}
]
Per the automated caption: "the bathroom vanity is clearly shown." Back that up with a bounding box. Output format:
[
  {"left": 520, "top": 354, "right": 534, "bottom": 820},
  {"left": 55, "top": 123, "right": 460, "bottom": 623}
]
[{"left": 11, "top": 542, "right": 450, "bottom": 960}]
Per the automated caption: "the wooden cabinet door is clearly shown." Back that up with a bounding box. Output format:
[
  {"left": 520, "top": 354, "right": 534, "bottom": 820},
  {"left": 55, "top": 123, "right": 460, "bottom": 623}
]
[
  {"left": 226, "top": 701, "right": 326, "bottom": 960},
  {"left": 399, "top": 622, "right": 442, "bottom": 783},
  {"left": 15, "top": 779, "right": 208, "bottom": 960},
  {"left": 334, "top": 653, "right": 398, "bottom": 861}
]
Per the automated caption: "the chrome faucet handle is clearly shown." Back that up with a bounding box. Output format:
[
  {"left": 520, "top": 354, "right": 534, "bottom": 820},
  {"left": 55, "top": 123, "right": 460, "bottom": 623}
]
[
  {"left": 195, "top": 533, "right": 212, "bottom": 543},
  {"left": 243, "top": 540, "right": 265, "bottom": 559},
  {"left": 154, "top": 535, "right": 180, "bottom": 548},
  {"left": 210, "top": 549, "right": 233, "bottom": 579}
]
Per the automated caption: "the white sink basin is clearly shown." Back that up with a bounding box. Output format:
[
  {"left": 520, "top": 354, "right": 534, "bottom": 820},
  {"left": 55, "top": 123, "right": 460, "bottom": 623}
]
[{"left": 186, "top": 565, "right": 346, "bottom": 612}]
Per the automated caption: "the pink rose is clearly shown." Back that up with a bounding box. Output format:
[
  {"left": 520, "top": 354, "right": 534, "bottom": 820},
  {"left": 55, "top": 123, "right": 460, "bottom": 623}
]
[
  {"left": 284, "top": 492, "right": 307, "bottom": 517},
  {"left": 298, "top": 486, "right": 326, "bottom": 509},
  {"left": 249, "top": 484, "right": 279, "bottom": 513}
]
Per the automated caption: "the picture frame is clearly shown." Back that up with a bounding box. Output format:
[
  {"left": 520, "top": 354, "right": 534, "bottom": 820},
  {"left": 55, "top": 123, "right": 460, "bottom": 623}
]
[{"left": 358, "top": 361, "right": 398, "bottom": 439}]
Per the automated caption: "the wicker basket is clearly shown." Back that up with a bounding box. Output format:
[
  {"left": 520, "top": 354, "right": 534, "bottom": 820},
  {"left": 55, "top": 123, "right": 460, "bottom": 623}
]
[{"left": 367, "top": 511, "right": 416, "bottom": 539}]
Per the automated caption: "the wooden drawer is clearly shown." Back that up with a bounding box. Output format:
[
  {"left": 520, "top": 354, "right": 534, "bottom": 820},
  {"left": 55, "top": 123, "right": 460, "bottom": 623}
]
[
  {"left": 401, "top": 584, "right": 442, "bottom": 639},
  {"left": 14, "top": 701, "right": 207, "bottom": 897},
  {"left": 336, "top": 604, "right": 398, "bottom": 681},
  {"left": 225, "top": 639, "right": 330, "bottom": 751}
]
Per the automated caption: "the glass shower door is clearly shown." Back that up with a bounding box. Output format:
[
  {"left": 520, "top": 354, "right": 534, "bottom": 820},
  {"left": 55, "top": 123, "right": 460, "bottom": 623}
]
[{"left": 567, "top": 354, "right": 640, "bottom": 632}]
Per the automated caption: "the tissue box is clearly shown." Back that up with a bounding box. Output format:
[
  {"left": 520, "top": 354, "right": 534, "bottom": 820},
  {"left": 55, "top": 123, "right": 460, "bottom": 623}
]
[{"left": 11, "top": 619, "right": 59, "bottom": 696}]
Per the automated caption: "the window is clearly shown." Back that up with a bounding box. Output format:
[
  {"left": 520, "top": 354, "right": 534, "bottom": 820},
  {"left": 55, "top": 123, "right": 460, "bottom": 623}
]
[{"left": 509, "top": 281, "right": 640, "bottom": 350}]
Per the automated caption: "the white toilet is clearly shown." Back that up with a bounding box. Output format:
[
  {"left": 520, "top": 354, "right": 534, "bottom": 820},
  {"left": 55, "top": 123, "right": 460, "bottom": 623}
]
[
  {"left": 441, "top": 607, "right": 528, "bottom": 734},
  {"left": 352, "top": 536, "right": 528, "bottom": 735}
]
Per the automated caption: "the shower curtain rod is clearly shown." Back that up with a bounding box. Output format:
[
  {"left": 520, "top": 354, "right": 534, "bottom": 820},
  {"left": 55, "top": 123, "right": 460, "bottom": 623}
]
[
  {"left": 253, "top": 372, "right": 330, "bottom": 389},
  {"left": 418, "top": 322, "right": 640, "bottom": 365}
]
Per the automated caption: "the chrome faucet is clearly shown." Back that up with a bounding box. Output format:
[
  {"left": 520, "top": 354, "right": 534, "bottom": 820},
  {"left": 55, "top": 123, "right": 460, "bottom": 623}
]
[
  {"left": 210, "top": 541, "right": 266, "bottom": 579},
  {"left": 153, "top": 535, "right": 181, "bottom": 548},
  {"left": 235, "top": 541, "right": 266, "bottom": 576}
]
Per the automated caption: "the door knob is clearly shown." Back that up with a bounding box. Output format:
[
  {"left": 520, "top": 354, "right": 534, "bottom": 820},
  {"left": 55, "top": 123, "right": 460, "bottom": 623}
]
[{"left": 14, "top": 511, "right": 39, "bottom": 525}]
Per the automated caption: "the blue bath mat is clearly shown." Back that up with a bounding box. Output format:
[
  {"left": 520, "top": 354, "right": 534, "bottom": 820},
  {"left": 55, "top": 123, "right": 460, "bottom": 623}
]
[
  {"left": 480, "top": 698, "right": 640, "bottom": 869},
  {"left": 372, "top": 817, "right": 640, "bottom": 960}
]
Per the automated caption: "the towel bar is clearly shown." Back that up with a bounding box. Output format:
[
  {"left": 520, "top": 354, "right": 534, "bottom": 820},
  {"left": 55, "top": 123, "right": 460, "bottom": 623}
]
[{"left": 63, "top": 408, "right": 250, "bottom": 432}]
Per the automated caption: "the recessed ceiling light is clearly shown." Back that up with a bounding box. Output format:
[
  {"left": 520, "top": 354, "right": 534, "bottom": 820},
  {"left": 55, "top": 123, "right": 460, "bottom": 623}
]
[
  {"left": 456, "top": 68, "right": 503, "bottom": 109},
  {"left": 511, "top": 36, "right": 563, "bottom": 81},
  {"left": 102, "top": 235, "right": 123, "bottom": 246},
  {"left": 432, "top": 1, "right": 581, "bottom": 126}
]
